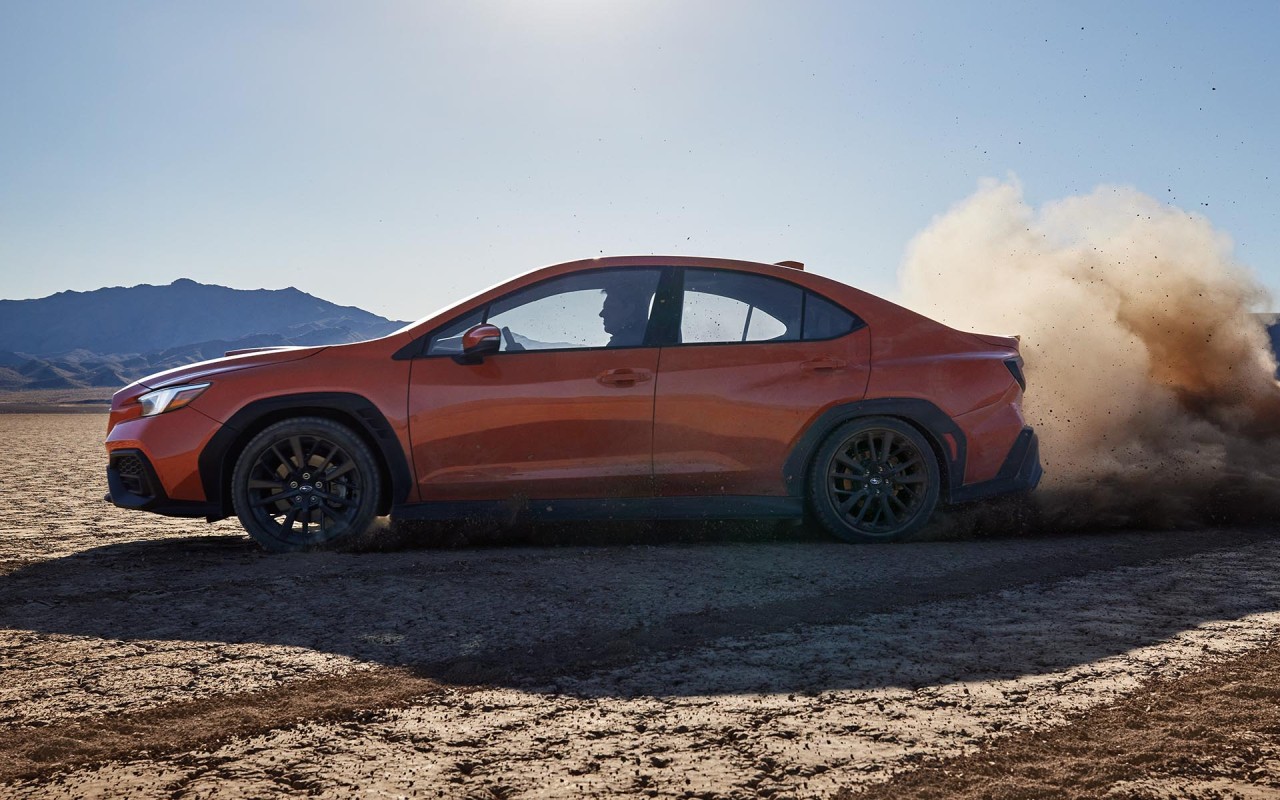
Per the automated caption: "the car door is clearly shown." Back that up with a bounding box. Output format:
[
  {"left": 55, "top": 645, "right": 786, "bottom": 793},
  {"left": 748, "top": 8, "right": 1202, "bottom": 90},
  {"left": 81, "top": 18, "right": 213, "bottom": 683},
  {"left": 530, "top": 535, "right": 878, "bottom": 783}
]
[
  {"left": 407, "top": 267, "right": 665, "bottom": 502},
  {"left": 652, "top": 268, "right": 871, "bottom": 497}
]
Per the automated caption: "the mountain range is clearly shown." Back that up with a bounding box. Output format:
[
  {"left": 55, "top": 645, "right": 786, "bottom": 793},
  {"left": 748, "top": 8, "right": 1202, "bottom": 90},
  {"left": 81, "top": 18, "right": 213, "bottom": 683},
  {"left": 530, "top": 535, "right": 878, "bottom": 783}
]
[{"left": 0, "top": 279, "right": 407, "bottom": 392}]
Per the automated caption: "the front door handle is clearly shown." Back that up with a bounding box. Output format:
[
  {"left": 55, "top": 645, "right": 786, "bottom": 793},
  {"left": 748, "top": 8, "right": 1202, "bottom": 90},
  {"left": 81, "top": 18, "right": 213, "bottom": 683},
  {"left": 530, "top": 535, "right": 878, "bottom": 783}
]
[
  {"left": 800, "top": 357, "right": 847, "bottom": 373},
  {"left": 597, "top": 368, "right": 653, "bottom": 387}
]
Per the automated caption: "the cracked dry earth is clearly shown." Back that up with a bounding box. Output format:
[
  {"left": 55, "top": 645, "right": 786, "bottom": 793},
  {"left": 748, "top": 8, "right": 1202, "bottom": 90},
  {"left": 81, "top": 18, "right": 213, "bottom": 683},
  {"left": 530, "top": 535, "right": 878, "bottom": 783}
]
[{"left": 2, "top": 414, "right": 1280, "bottom": 798}]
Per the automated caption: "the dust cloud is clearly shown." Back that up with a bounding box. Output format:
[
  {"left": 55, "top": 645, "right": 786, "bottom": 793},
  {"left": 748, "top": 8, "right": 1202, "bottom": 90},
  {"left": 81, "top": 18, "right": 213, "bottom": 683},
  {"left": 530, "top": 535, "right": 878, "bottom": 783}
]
[{"left": 900, "top": 179, "right": 1280, "bottom": 530}]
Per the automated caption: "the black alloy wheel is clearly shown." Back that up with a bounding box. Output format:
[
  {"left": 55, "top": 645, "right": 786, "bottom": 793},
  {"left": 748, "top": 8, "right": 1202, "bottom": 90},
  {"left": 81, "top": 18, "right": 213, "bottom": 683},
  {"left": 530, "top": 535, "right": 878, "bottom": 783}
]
[
  {"left": 231, "top": 417, "right": 381, "bottom": 552},
  {"left": 808, "top": 416, "right": 940, "bottom": 542}
]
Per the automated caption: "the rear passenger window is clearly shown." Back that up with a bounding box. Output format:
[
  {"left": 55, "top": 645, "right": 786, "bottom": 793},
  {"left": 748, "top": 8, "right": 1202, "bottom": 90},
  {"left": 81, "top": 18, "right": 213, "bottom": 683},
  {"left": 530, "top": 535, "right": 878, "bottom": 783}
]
[
  {"left": 803, "top": 293, "right": 860, "bottom": 340},
  {"left": 681, "top": 270, "right": 802, "bottom": 344}
]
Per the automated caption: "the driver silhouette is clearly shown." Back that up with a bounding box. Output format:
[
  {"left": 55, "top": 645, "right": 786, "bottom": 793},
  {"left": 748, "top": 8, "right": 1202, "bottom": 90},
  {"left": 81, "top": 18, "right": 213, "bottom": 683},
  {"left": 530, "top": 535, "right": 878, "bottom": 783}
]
[{"left": 600, "top": 278, "right": 654, "bottom": 347}]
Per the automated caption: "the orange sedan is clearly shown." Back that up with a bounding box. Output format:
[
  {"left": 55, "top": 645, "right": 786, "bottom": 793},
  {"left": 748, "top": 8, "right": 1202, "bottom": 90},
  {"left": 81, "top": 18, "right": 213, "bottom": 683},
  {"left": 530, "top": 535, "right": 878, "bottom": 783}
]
[{"left": 105, "top": 256, "right": 1041, "bottom": 551}]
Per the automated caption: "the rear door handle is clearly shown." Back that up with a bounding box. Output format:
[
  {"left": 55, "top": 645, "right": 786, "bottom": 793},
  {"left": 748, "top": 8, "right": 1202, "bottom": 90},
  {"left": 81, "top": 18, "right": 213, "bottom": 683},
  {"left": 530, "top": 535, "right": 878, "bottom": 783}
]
[
  {"left": 800, "top": 357, "right": 847, "bottom": 373},
  {"left": 597, "top": 368, "right": 653, "bottom": 387}
]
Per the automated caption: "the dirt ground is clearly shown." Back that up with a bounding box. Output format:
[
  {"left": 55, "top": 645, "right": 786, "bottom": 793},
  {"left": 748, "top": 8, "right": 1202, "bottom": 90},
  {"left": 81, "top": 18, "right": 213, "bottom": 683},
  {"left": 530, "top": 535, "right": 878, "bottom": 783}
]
[
  {"left": 2, "top": 413, "right": 1280, "bottom": 798},
  {"left": 0, "top": 389, "right": 110, "bottom": 414}
]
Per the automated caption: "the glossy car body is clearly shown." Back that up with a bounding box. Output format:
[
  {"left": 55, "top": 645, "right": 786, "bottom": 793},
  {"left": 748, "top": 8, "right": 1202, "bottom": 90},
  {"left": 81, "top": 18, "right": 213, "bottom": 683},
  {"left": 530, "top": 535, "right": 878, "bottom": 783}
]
[{"left": 105, "top": 255, "right": 1041, "bottom": 547}]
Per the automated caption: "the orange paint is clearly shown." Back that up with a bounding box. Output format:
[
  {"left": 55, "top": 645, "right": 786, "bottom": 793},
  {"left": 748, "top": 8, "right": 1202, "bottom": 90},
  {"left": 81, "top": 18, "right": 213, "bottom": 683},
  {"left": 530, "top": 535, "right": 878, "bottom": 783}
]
[{"left": 105, "top": 255, "right": 1037, "bottom": 525}]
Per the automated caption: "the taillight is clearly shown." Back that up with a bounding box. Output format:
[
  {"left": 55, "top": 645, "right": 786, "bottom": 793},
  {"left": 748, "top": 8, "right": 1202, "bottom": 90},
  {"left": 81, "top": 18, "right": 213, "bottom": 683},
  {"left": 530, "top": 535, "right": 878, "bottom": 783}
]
[{"left": 1005, "top": 357, "right": 1026, "bottom": 391}]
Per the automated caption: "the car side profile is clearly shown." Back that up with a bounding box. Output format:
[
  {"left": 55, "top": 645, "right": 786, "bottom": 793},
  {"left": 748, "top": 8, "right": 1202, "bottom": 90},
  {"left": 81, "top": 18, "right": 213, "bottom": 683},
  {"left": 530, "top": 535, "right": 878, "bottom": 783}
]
[{"left": 105, "top": 255, "right": 1042, "bottom": 551}]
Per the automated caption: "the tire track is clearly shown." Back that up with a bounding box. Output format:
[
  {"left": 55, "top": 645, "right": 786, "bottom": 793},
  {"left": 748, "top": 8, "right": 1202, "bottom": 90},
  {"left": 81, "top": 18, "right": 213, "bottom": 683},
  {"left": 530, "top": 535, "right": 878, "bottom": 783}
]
[
  {"left": 0, "top": 669, "right": 445, "bottom": 784},
  {"left": 850, "top": 641, "right": 1280, "bottom": 799}
]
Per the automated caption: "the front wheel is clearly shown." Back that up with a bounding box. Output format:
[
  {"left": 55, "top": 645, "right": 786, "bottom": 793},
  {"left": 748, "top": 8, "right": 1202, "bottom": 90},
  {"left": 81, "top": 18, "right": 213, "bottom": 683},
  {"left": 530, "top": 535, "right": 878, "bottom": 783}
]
[
  {"left": 231, "top": 417, "right": 382, "bottom": 552},
  {"left": 807, "top": 417, "right": 941, "bottom": 543}
]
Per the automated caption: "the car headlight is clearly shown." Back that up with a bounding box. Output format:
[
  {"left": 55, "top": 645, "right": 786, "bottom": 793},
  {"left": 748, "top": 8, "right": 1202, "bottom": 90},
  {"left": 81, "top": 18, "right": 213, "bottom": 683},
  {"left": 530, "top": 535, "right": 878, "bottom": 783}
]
[{"left": 137, "top": 382, "right": 211, "bottom": 417}]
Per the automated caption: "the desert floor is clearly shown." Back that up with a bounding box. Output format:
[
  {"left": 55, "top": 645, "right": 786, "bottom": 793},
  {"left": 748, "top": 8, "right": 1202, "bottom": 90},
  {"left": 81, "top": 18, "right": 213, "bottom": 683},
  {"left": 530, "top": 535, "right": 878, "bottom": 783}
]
[{"left": 2, "top": 413, "right": 1279, "bottom": 799}]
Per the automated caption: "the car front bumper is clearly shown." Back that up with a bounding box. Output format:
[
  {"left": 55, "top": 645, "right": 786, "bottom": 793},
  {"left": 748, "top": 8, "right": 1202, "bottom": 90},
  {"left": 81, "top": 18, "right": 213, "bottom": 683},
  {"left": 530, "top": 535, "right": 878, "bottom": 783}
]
[
  {"left": 105, "top": 405, "right": 224, "bottom": 519},
  {"left": 105, "top": 448, "right": 220, "bottom": 518}
]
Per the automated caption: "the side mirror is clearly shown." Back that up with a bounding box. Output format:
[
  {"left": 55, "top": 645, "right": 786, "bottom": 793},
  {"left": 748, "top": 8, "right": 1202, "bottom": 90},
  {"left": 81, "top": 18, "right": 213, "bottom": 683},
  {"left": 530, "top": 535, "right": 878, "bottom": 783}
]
[{"left": 455, "top": 323, "right": 502, "bottom": 364}]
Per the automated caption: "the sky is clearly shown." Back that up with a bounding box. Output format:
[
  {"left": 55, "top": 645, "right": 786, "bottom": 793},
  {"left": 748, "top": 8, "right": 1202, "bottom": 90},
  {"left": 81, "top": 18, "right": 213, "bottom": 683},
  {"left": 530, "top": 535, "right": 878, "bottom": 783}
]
[{"left": 1, "top": 0, "right": 1277, "bottom": 321}]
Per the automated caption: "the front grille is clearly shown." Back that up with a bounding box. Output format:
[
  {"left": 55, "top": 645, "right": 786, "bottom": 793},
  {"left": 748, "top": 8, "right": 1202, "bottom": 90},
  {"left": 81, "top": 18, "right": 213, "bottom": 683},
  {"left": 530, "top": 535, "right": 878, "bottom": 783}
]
[{"left": 114, "top": 454, "right": 143, "bottom": 477}]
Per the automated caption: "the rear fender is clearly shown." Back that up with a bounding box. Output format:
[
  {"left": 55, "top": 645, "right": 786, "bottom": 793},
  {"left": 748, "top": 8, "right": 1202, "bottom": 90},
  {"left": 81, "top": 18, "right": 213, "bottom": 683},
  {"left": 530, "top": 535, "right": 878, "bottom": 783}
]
[{"left": 783, "top": 398, "right": 966, "bottom": 502}]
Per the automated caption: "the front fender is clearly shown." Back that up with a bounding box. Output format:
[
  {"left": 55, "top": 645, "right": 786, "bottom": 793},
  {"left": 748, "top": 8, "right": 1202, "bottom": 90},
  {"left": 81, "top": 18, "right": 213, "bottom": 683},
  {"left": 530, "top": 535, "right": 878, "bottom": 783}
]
[{"left": 197, "top": 392, "right": 414, "bottom": 519}]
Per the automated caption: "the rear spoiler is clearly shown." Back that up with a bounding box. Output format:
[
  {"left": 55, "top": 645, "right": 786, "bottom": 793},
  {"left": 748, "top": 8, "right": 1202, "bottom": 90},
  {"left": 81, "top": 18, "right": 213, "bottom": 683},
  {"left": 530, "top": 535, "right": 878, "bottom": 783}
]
[{"left": 971, "top": 333, "right": 1021, "bottom": 349}]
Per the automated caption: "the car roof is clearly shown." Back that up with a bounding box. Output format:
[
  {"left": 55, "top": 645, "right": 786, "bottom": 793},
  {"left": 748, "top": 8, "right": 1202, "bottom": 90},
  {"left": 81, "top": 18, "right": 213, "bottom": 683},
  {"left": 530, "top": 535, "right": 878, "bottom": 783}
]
[
  {"left": 537, "top": 255, "right": 860, "bottom": 304},
  {"left": 556, "top": 254, "right": 802, "bottom": 274}
]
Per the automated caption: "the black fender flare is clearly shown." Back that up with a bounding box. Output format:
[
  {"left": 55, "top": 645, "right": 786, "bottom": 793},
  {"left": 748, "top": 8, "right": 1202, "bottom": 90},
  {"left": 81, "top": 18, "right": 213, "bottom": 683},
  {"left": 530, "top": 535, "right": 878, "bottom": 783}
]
[
  {"left": 782, "top": 398, "right": 967, "bottom": 503},
  {"left": 197, "top": 392, "right": 413, "bottom": 520}
]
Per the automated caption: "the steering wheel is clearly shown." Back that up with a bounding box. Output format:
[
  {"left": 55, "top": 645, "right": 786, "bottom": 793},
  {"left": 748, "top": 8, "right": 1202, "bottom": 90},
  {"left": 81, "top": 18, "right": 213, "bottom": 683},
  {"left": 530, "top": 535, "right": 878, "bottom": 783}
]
[{"left": 500, "top": 326, "right": 526, "bottom": 352}]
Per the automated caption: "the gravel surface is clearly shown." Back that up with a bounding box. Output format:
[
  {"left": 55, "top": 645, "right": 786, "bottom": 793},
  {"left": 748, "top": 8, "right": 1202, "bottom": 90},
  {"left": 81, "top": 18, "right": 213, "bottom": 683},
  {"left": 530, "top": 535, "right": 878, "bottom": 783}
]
[{"left": 2, "top": 414, "right": 1279, "bottom": 798}]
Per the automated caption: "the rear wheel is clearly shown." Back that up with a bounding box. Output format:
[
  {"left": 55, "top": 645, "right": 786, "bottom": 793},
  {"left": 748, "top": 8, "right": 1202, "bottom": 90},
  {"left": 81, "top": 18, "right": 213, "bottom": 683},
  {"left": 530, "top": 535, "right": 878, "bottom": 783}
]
[
  {"left": 231, "top": 417, "right": 381, "bottom": 552},
  {"left": 808, "top": 416, "right": 940, "bottom": 543}
]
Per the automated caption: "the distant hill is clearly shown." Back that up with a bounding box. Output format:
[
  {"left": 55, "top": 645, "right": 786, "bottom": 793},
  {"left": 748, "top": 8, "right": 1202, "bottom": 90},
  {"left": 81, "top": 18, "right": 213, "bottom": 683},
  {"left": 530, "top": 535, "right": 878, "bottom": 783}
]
[
  {"left": 0, "top": 278, "right": 403, "bottom": 355},
  {"left": 0, "top": 279, "right": 407, "bottom": 392}
]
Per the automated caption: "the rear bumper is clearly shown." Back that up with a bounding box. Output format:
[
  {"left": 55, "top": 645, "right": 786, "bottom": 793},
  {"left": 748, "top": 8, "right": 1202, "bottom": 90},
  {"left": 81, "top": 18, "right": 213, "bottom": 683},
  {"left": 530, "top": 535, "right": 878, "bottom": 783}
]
[
  {"left": 947, "top": 426, "right": 1042, "bottom": 504},
  {"left": 105, "top": 448, "right": 219, "bottom": 518}
]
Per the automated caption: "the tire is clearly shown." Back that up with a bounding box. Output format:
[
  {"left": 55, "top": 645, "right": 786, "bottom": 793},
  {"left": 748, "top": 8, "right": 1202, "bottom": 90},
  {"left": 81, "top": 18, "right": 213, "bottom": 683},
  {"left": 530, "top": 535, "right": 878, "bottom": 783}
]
[
  {"left": 807, "top": 416, "right": 941, "bottom": 543},
  {"left": 231, "top": 417, "right": 382, "bottom": 552}
]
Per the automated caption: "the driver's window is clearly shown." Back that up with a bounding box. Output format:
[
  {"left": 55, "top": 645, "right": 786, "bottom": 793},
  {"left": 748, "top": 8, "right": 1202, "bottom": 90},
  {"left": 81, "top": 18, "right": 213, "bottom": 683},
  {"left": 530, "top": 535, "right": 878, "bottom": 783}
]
[{"left": 485, "top": 269, "right": 662, "bottom": 352}]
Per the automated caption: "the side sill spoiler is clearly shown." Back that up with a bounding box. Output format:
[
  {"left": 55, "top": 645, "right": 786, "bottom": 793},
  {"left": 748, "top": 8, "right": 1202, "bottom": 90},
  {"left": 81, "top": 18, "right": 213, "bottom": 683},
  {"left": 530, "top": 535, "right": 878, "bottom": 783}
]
[{"left": 392, "top": 495, "right": 805, "bottom": 524}]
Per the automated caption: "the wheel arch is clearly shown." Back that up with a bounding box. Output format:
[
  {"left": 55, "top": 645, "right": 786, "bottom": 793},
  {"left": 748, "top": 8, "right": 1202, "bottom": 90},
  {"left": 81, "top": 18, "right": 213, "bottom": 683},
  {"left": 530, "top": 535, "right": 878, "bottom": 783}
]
[
  {"left": 198, "top": 392, "right": 413, "bottom": 520},
  {"left": 783, "top": 398, "right": 966, "bottom": 504}
]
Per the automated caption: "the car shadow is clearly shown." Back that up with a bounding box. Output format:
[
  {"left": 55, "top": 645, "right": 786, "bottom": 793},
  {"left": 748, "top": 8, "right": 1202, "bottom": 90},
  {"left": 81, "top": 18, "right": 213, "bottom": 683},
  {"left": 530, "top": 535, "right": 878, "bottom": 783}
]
[
  {"left": 2, "top": 525, "right": 1277, "bottom": 699},
  {"left": 358, "top": 517, "right": 830, "bottom": 550}
]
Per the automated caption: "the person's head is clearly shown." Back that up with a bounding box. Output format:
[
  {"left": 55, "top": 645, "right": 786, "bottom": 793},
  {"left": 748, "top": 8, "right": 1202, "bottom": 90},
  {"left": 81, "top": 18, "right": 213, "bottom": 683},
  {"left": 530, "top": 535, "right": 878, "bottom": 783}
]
[{"left": 600, "top": 277, "right": 654, "bottom": 341}]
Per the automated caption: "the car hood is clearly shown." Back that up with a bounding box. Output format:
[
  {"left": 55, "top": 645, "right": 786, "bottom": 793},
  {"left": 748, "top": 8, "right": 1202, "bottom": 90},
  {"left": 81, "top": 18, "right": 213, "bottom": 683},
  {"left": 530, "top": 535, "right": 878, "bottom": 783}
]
[{"left": 120, "top": 346, "right": 328, "bottom": 394}]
